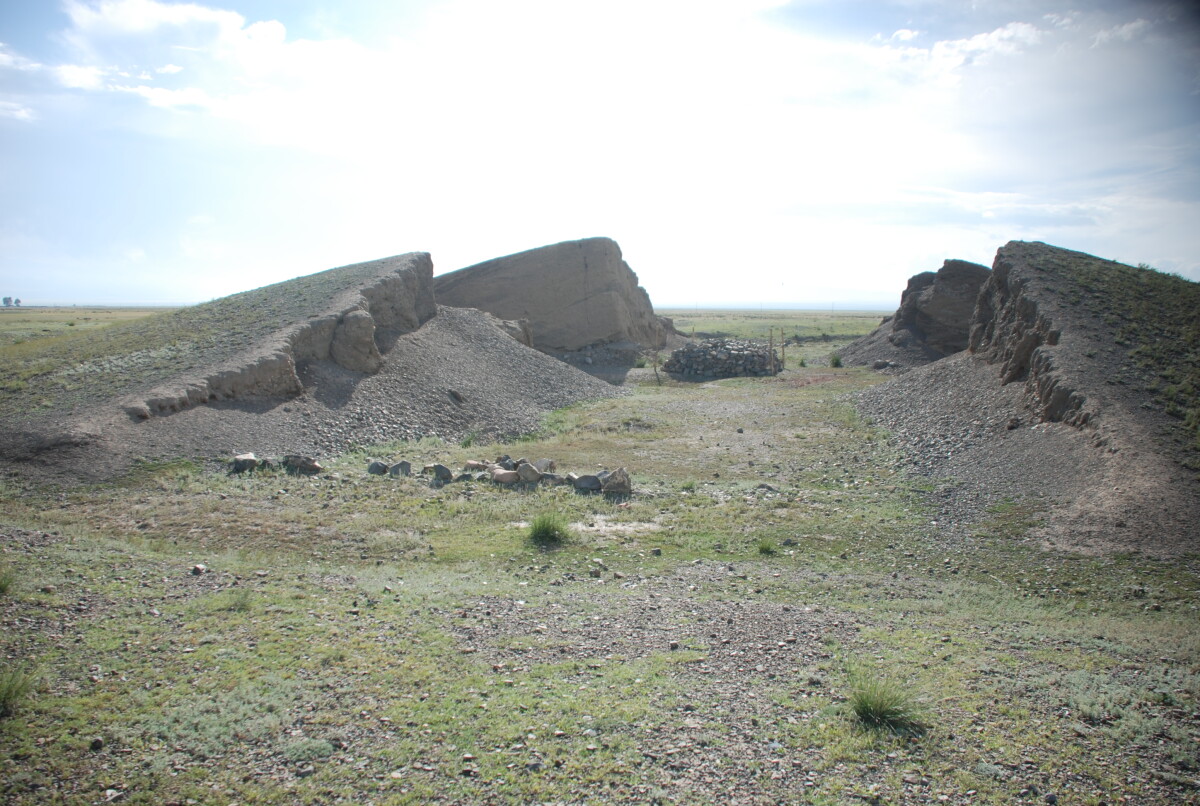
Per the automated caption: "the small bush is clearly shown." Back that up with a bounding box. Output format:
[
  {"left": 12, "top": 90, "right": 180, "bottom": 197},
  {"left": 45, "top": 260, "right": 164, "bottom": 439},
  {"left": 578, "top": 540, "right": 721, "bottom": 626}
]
[
  {"left": 635, "top": 356, "right": 648, "bottom": 369},
  {"left": 757, "top": 539, "right": 777, "bottom": 555},
  {"left": 0, "top": 565, "right": 15, "bottom": 596},
  {"left": 680, "top": 480, "right": 697, "bottom": 492},
  {"left": 830, "top": 354, "right": 843, "bottom": 368},
  {"left": 0, "top": 663, "right": 40, "bottom": 718},
  {"left": 529, "top": 513, "right": 570, "bottom": 545},
  {"left": 847, "top": 668, "right": 925, "bottom": 735},
  {"left": 283, "top": 737, "right": 335, "bottom": 762}
]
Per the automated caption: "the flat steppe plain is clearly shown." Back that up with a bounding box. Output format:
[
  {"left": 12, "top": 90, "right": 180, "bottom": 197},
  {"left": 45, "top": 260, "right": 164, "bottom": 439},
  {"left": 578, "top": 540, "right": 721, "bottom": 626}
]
[{"left": 1, "top": 309, "right": 1197, "bottom": 805}]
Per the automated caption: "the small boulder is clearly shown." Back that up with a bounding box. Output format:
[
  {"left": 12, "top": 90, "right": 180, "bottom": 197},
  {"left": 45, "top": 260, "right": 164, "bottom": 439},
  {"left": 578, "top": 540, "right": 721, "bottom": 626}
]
[
  {"left": 464, "top": 460, "right": 488, "bottom": 471},
  {"left": 283, "top": 455, "right": 323, "bottom": 475},
  {"left": 367, "top": 460, "right": 389, "bottom": 476},
  {"left": 230, "top": 453, "right": 259, "bottom": 474},
  {"left": 574, "top": 474, "right": 603, "bottom": 492},
  {"left": 601, "top": 467, "right": 632, "bottom": 496},
  {"left": 389, "top": 460, "right": 412, "bottom": 477},
  {"left": 516, "top": 462, "right": 542, "bottom": 483},
  {"left": 533, "top": 458, "right": 556, "bottom": 473},
  {"left": 492, "top": 468, "right": 520, "bottom": 484},
  {"left": 422, "top": 463, "right": 453, "bottom": 481}
]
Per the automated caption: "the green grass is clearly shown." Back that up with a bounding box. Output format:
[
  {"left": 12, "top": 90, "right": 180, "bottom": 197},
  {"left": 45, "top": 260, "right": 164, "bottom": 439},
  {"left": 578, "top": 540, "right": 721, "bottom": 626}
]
[
  {"left": 845, "top": 667, "right": 926, "bottom": 735},
  {"left": 0, "top": 565, "right": 14, "bottom": 596},
  {"left": 0, "top": 663, "right": 39, "bottom": 718},
  {"left": 528, "top": 512, "right": 571, "bottom": 545}
]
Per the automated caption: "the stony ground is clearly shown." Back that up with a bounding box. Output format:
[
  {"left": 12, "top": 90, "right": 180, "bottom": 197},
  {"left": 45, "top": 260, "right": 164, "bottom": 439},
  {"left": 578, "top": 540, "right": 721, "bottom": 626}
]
[{"left": 2, "top": 364, "right": 1199, "bottom": 805}]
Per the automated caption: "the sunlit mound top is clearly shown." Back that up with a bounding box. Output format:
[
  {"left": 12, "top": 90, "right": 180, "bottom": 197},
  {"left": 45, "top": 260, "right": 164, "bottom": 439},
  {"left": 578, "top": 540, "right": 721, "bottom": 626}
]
[{"left": 0, "top": 253, "right": 434, "bottom": 423}]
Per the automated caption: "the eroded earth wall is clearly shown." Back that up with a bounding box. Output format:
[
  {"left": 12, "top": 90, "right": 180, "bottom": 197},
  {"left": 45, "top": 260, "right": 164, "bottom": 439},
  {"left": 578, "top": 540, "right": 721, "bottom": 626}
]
[
  {"left": 125, "top": 253, "right": 436, "bottom": 419},
  {"left": 433, "top": 237, "right": 670, "bottom": 352}
]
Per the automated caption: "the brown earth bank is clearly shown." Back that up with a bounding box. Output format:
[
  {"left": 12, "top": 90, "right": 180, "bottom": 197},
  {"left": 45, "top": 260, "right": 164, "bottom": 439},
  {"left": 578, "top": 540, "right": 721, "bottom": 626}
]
[{"left": 854, "top": 241, "right": 1200, "bottom": 557}]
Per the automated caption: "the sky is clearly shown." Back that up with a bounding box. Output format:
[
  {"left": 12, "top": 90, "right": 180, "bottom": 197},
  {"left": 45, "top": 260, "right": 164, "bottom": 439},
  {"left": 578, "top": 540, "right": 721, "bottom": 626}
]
[{"left": 1, "top": 0, "right": 1198, "bottom": 308}]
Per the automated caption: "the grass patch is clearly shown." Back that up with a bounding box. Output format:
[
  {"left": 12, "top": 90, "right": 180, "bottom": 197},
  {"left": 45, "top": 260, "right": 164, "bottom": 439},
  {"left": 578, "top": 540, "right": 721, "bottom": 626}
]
[
  {"left": 528, "top": 512, "right": 571, "bottom": 545},
  {"left": 0, "top": 564, "right": 15, "bottom": 596},
  {"left": 846, "top": 667, "right": 926, "bottom": 735},
  {"left": 0, "top": 663, "right": 40, "bottom": 718}
]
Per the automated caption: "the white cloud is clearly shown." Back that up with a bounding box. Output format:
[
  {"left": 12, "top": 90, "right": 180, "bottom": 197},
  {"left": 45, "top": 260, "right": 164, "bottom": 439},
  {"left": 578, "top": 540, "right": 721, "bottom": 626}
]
[
  {"left": 54, "top": 63, "right": 108, "bottom": 88},
  {"left": 1093, "top": 18, "right": 1151, "bottom": 47},
  {"left": 0, "top": 101, "right": 35, "bottom": 121},
  {"left": 3, "top": 0, "right": 1197, "bottom": 303}
]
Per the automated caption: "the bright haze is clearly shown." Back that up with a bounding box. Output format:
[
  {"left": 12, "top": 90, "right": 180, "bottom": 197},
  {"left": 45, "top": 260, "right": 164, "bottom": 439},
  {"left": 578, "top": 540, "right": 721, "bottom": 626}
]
[{"left": 2, "top": 0, "right": 1198, "bottom": 308}]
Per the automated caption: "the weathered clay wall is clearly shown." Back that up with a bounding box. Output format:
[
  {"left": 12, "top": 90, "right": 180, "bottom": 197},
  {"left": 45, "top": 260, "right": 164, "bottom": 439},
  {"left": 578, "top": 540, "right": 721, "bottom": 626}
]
[
  {"left": 841, "top": 259, "right": 990, "bottom": 369},
  {"left": 125, "top": 253, "right": 436, "bottom": 418},
  {"left": 969, "top": 242, "right": 1093, "bottom": 427},
  {"left": 433, "top": 237, "right": 670, "bottom": 352}
]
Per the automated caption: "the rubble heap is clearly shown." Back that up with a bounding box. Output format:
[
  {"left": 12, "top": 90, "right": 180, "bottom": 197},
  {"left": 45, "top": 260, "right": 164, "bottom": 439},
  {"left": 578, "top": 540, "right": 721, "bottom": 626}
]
[{"left": 663, "top": 339, "right": 781, "bottom": 379}]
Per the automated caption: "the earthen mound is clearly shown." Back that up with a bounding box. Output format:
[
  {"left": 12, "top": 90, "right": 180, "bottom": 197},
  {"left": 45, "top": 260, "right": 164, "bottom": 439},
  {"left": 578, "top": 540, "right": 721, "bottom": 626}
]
[
  {"left": 842, "top": 259, "right": 990, "bottom": 369},
  {"left": 433, "top": 237, "right": 675, "bottom": 353},
  {"left": 857, "top": 241, "right": 1200, "bottom": 556},
  {"left": 0, "top": 255, "right": 622, "bottom": 482}
]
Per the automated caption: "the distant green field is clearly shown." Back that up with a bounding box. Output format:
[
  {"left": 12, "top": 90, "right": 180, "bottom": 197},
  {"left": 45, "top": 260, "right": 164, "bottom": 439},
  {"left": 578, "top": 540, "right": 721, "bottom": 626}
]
[
  {"left": 659, "top": 308, "right": 885, "bottom": 365},
  {"left": 0, "top": 307, "right": 173, "bottom": 348}
]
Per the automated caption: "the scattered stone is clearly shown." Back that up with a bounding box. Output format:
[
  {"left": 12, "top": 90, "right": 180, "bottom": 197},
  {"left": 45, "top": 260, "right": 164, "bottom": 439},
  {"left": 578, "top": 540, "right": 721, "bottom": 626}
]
[
  {"left": 389, "top": 460, "right": 411, "bottom": 477},
  {"left": 574, "top": 474, "right": 603, "bottom": 492},
  {"left": 283, "top": 455, "right": 323, "bottom": 475},
  {"left": 601, "top": 467, "right": 632, "bottom": 495},
  {"left": 533, "top": 458, "right": 556, "bottom": 473},
  {"left": 431, "top": 464, "right": 453, "bottom": 482},
  {"left": 516, "top": 462, "right": 542, "bottom": 483},
  {"left": 90, "top": 737, "right": 104, "bottom": 752},
  {"left": 367, "top": 460, "right": 389, "bottom": 475},
  {"left": 230, "top": 453, "right": 260, "bottom": 474},
  {"left": 492, "top": 469, "right": 520, "bottom": 485},
  {"left": 190, "top": 564, "right": 207, "bottom": 576}
]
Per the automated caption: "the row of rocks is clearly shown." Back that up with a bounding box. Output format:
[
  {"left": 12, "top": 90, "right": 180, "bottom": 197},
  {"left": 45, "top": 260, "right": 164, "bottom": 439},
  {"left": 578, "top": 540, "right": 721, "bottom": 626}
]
[
  {"left": 367, "top": 454, "right": 633, "bottom": 495},
  {"left": 663, "top": 339, "right": 781, "bottom": 379},
  {"left": 230, "top": 453, "right": 323, "bottom": 475}
]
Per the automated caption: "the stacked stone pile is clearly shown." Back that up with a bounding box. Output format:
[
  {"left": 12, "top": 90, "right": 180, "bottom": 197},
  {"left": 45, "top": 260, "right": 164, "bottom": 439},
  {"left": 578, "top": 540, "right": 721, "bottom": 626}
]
[{"left": 663, "top": 339, "right": 781, "bottom": 379}]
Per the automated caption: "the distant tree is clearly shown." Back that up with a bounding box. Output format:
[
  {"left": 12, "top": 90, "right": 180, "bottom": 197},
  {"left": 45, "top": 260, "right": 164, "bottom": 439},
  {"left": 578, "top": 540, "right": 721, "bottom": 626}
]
[
  {"left": 2, "top": 297, "right": 10, "bottom": 307},
  {"left": 13, "top": 299, "right": 20, "bottom": 307}
]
